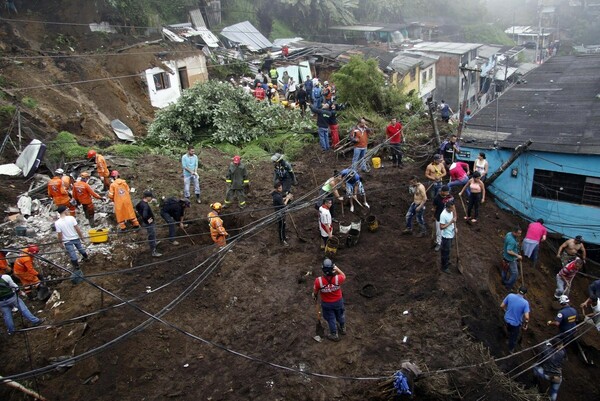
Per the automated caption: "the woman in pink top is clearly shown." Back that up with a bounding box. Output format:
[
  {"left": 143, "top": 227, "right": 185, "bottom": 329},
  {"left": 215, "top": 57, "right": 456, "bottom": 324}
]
[
  {"left": 447, "top": 161, "right": 470, "bottom": 191},
  {"left": 459, "top": 171, "right": 485, "bottom": 222},
  {"left": 523, "top": 219, "right": 547, "bottom": 268}
]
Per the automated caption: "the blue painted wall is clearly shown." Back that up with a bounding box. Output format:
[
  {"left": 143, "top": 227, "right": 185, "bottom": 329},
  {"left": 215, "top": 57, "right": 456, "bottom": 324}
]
[{"left": 458, "top": 146, "right": 600, "bottom": 245}]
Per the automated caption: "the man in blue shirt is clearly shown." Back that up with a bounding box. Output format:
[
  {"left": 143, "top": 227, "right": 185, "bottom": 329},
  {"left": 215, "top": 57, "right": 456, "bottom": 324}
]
[
  {"left": 181, "top": 146, "right": 201, "bottom": 204},
  {"left": 547, "top": 295, "right": 577, "bottom": 344},
  {"left": 502, "top": 227, "right": 522, "bottom": 291},
  {"left": 501, "top": 286, "right": 530, "bottom": 353}
]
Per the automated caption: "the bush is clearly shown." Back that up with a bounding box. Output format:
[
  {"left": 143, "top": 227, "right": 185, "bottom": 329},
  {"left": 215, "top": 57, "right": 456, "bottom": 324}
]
[
  {"left": 105, "top": 144, "right": 150, "bottom": 158},
  {"left": 0, "top": 104, "right": 16, "bottom": 117},
  {"left": 46, "top": 131, "right": 88, "bottom": 162}
]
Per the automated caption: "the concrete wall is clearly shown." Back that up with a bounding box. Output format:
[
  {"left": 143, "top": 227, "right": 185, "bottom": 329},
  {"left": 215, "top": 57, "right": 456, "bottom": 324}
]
[
  {"left": 176, "top": 55, "right": 208, "bottom": 86},
  {"left": 458, "top": 146, "right": 600, "bottom": 244},
  {"left": 145, "top": 64, "right": 181, "bottom": 109},
  {"left": 419, "top": 64, "right": 436, "bottom": 101}
]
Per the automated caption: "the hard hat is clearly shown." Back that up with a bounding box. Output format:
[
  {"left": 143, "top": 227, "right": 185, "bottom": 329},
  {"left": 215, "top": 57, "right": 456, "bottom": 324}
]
[
  {"left": 324, "top": 81, "right": 329, "bottom": 85},
  {"left": 87, "top": 149, "right": 97, "bottom": 159},
  {"left": 27, "top": 244, "right": 39, "bottom": 254},
  {"left": 559, "top": 295, "right": 570, "bottom": 304},
  {"left": 281, "top": 100, "right": 289, "bottom": 107},
  {"left": 268, "top": 83, "right": 273, "bottom": 87},
  {"left": 55, "top": 168, "right": 64, "bottom": 175},
  {"left": 143, "top": 190, "right": 154, "bottom": 198},
  {"left": 322, "top": 258, "right": 334, "bottom": 275},
  {"left": 271, "top": 88, "right": 276, "bottom": 94},
  {"left": 80, "top": 172, "right": 91, "bottom": 178},
  {"left": 211, "top": 202, "right": 222, "bottom": 211},
  {"left": 110, "top": 170, "right": 119, "bottom": 178},
  {"left": 466, "top": 109, "right": 472, "bottom": 115},
  {"left": 233, "top": 155, "right": 241, "bottom": 164},
  {"left": 271, "top": 153, "right": 282, "bottom": 162}
]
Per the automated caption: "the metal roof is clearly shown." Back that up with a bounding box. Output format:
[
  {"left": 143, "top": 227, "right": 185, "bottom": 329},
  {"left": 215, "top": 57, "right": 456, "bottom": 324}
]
[
  {"left": 189, "top": 9, "right": 206, "bottom": 28},
  {"left": 411, "top": 41, "right": 482, "bottom": 55},
  {"left": 389, "top": 52, "right": 437, "bottom": 73},
  {"left": 220, "top": 21, "right": 273, "bottom": 51},
  {"left": 165, "top": 23, "right": 219, "bottom": 48},
  {"left": 464, "top": 55, "right": 600, "bottom": 155},
  {"left": 329, "top": 23, "right": 409, "bottom": 32}
]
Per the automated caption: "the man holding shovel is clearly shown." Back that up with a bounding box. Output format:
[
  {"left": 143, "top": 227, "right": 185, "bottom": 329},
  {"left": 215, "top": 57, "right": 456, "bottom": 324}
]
[
  {"left": 160, "top": 197, "right": 191, "bottom": 245},
  {"left": 313, "top": 258, "right": 346, "bottom": 342},
  {"left": 554, "top": 257, "right": 583, "bottom": 299}
]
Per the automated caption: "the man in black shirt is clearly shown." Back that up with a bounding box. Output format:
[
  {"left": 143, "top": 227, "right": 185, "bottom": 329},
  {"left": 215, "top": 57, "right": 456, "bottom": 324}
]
[
  {"left": 272, "top": 181, "right": 293, "bottom": 246},
  {"left": 160, "top": 197, "right": 190, "bottom": 245},
  {"left": 136, "top": 191, "right": 161, "bottom": 257},
  {"left": 532, "top": 340, "right": 566, "bottom": 401},
  {"left": 441, "top": 134, "right": 459, "bottom": 166},
  {"left": 296, "top": 85, "right": 308, "bottom": 117},
  {"left": 432, "top": 185, "right": 454, "bottom": 252}
]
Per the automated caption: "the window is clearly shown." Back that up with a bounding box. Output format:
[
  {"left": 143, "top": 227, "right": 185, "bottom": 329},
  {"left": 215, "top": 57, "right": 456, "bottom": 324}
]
[
  {"left": 421, "top": 71, "right": 427, "bottom": 83},
  {"left": 428, "top": 69, "right": 433, "bottom": 80},
  {"left": 153, "top": 72, "right": 171, "bottom": 90},
  {"left": 532, "top": 169, "right": 600, "bottom": 207},
  {"left": 410, "top": 69, "right": 416, "bottom": 82}
]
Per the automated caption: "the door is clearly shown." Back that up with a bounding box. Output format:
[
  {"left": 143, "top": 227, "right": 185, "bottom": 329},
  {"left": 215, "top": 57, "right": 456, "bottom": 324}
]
[{"left": 178, "top": 67, "right": 190, "bottom": 90}]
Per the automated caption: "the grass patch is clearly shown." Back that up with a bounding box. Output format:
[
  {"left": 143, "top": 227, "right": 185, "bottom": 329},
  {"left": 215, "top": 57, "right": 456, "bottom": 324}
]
[
  {"left": 270, "top": 19, "right": 296, "bottom": 40},
  {"left": 0, "top": 104, "right": 16, "bottom": 117},
  {"left": 105, "top": 143, "right": 150, "bottom": 158},
  {"left": 21, "top": 97, "right": 38, "bottom": 109},
  {"left": 46, "top": 131, "right": 88, "bottom": 162}
]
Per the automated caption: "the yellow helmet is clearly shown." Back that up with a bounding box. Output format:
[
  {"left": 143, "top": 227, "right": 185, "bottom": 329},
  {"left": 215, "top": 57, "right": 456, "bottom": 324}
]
[{"left": 210, "top": 202, "right": 222, "bottom": 211}]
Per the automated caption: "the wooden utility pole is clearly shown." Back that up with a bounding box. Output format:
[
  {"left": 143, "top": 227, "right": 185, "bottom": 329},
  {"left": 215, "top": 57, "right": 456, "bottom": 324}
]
[{"left": 485, "top": 139, "right": 533, "bottom": 186}]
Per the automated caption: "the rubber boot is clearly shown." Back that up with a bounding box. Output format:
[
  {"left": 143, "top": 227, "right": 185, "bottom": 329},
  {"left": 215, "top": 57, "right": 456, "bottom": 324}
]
[
  {"left": 416, "top": 224, "right": 427, "bottom": 238},
  {"left": 88, "top": 217, "right": 95, "bottom": 227}
]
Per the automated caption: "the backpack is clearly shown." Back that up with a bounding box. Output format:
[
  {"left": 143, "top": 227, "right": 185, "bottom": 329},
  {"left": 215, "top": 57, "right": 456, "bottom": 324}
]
[{"left": 0, "top": 277, "right": 14, "bottom": 298}]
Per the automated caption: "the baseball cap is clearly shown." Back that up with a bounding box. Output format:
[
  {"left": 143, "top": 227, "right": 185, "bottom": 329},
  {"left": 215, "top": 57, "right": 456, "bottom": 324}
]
[
  {"left": 518, "top": 286, "right": 528, "bottom": 295},
  {"left": 143, "top": 190, "right": 154, "bottom": 198}
]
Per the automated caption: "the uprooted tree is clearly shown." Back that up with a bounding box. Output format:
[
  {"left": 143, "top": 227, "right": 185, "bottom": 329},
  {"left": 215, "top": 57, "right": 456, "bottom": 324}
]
[{"left": 146, "top": 81, "right": 313, "bottom": 146}]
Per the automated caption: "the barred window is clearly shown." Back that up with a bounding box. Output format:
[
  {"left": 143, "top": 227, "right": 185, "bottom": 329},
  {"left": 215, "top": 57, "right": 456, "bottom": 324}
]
[{"left": 532, "top": 169, "right": 600, "bottom": 207}]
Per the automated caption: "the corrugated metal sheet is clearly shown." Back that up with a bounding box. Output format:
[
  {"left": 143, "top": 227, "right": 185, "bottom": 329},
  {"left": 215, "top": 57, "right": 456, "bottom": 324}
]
[
  {"left": 189, "top": 9, "right": 206, "bottom": 28},
  {"left": 221, "top": 21, "right": 272, "bottom": 51}
]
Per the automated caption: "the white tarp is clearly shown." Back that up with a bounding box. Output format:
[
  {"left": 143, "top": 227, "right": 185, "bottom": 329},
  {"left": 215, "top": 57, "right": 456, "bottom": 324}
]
[{"left": 0, "top": 139, "right": 46, "bottom": 177}]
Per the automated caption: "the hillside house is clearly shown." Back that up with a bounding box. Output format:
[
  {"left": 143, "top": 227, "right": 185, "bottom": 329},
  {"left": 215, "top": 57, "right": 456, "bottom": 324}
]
[
  {"left": 407, "top": 42, "right": 482, "bottom": 111},
  {"left": 388, "top": 52, "right": 438, "bottom": 102},
  {"left": 144, "top": 54, "right": 208, "bottom": 108},
  {"left": 457, "top": 54, "right": 600, "bottom": 244}
]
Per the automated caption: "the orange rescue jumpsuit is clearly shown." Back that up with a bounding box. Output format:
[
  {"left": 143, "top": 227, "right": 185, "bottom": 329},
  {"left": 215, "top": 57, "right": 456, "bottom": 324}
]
[
  {"left": 13, "top": 251, "right": 40, "bottom": 293},
  {"left": 73, "top": 180, "right": 102, "bottom": 220},
  {"left": 48, "top": 176, "right": 76, "bottom": 215},
  {"left": 0, "top": 252, "right": 9, "bottom": 274},
  {"left": 208, "top": 211, "right": 228, "bottom": 247},
  {"left": 108, "top": 178, "right": 139, "bottom": 229},
  {"left": 95, "top": 154, "right": 110, "bottom": 190}
]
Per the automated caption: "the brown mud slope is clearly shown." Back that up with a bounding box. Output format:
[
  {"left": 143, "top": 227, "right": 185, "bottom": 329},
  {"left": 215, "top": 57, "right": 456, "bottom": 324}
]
[
  {"left": 2, "top": 147, "right": 600, "bottom": 400},
  {"left": 0, "top": 0, "right": 196, "bottom": 142}
]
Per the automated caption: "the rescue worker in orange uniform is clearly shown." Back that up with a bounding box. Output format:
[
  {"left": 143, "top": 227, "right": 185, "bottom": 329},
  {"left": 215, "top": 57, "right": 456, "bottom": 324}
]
[
  {"left": 48, "top": 168, "right": 76, "bottom": 216},
  {"left": 73, "top": 172, "right": 104, "bottom": 227},
  {"left": 13, "top": 245, "right": 41, "bottom": 296},
  {"left": 87, "top": 149, "right": 110, "bottom": 191},
  {"left": 0, "top": 251, "right": 10, "bottom": 274},
  {"left": 107, "top": 170, "right": 140, "bottom": 231},
  {"left": 207, "top": 203, "right": 228, "bottom": 247}
]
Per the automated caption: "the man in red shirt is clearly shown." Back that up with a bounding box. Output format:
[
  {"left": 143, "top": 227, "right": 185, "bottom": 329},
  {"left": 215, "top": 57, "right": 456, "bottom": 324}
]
[
  {"left": 253, "top": 83, "right": 265, "bottom": 101},
  {"left": 386, "top": 117, "right": 403, "bottom": 167},
  {"left": 555, "top": 257, "right": 583, "bottom": 299},
  {"left": 313, "top": 259, "right": 346, "bottom": 341}
]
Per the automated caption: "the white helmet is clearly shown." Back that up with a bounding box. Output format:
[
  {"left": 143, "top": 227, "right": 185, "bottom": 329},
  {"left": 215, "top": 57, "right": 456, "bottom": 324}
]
[
  {"left": 55, "top": 168, "right": 64, "bottom": 175},
  {"left": 558, "top": 295, "right": 570, "bottom": 304}
]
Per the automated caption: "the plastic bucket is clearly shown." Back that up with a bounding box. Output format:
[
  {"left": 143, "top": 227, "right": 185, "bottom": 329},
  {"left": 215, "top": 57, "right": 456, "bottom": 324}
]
[
  {"left": 89, "top": 229, "right": 109, "bottom": 243},
  {"left": 366, "top": 215, "right": 379, "bottom": 232},
  {"left": 15, "top": 226, "right": 27, "bottom": 236},
  {"left": 372, "top": 157, "right": 381, "bottom": 169},
  {"left": 325, "top": 236, "right": 339, "bottom": 256}
]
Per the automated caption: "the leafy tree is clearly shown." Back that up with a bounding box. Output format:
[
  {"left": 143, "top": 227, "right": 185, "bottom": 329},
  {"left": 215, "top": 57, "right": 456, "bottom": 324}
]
[
  {"left": 146, "top": 81, "right": 313, "bottom": 146},
  {"left": 274, "top": 0, "right": 358, "bottom": 33}
]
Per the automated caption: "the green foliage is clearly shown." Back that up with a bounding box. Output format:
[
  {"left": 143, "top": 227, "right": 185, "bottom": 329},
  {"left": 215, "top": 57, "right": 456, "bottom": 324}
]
[
  {"left": 146, "top": 81, "right": 313, "bottom": 146},
  {"left": 47, "top": 131, "right": 88, "bottom": 162},
  {"left": 269, "top": 19, "right": 296, "bottom": 40},
  {"left": 0, "top": 104, "right": 16, "bottom": 117},
  {"left": 209, "top": 59, "right": 251, "bottom": 81},
  {"left": 107, "top": 0, "right": 197, "bottom": 26},
  {"left": 21, "top": 97, "right": 38, "bottom": 109},
  {"left": 462, "top": 24, "right": 514, "bottom": 46},
  {"left": 105, "top": 144, "right": 150, "bottom": 158},
  {"left": 274, "top": 0, "right": 358, "bottom": 33},
  {"left": 333, "top": 56, "right": 424, "bottom": 119}
]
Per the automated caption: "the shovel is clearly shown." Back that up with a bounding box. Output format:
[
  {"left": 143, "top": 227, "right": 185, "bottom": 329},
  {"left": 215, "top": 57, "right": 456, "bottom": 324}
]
[
  {"left": 458, "top": 194, "right": 470, "bottom": 223},
  {"left": 288, "top": 213, "right": 308, "bottom": 243},
  {"left": 455, "top": 228, "right": 463, "bottom": 274},
  {"left": 519, "top": 259, "right": 525, "bottom": 287},
  {"left": 181, "top": 226, "right": 196, "bottom": 245},
  {"left": 314, "top": 301, "right": 325, "bottom": 341}
]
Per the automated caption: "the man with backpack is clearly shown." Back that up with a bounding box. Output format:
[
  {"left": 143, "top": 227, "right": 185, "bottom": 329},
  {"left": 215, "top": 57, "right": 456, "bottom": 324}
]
[
  {"left": 313, "top": 258, "right": 346, "bottom": 341},
  {"left": 0, "top": 273, "right": 43, "bottom": 335}
]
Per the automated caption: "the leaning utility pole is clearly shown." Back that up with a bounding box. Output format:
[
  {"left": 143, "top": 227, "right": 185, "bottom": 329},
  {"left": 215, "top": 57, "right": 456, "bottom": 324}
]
[{"left": 485, "top": 139, "right": 533, "bottom": 186}]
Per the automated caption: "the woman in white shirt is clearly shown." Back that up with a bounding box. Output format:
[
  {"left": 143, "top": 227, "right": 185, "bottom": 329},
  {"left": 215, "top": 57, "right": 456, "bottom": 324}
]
[{"left": 474, "top": 152, "right": 489, "bottom": 180}]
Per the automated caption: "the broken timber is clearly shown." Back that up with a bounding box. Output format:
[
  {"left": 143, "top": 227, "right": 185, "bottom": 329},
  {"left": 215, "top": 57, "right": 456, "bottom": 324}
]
[{"left": 485, "top": 139, "right": 533, "bottom": 186}]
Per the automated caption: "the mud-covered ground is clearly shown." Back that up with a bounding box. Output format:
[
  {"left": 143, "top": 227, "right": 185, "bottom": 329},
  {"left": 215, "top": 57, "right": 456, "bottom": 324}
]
[{"left": 2, "top": 146, "right": 600, "bottom": 401}]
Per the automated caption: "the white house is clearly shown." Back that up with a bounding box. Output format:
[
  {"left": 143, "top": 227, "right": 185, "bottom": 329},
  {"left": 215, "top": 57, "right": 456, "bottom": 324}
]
[{"left": 145, "top": 55, "right": 208, "bottom": 109}]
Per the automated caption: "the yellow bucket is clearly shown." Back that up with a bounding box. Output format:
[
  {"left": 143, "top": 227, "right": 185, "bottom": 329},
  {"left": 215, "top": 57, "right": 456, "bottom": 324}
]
[
  {"left": 372, "top": 157, "right": 381, "bottom": 169},
  {"left": 366, "top": 215, "right": 379, "bottom": 232},
  {"left": 89, "top": 229, "right": 109, "bottom": 243}
]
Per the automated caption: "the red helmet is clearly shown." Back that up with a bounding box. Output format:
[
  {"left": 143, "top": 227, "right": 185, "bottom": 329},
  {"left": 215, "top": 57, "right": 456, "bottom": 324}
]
[
  {"left": 87, "top": 149, "right": 97, "bottom": 159},
  {"left": 27, "top": 244, "right": 39, "bottom": 254},
  {"left": 110, "top": 170, "right": 119, "bottom": 178},
  {"left": 233, "top": 155, "right": 241, "bottom": 164}
]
